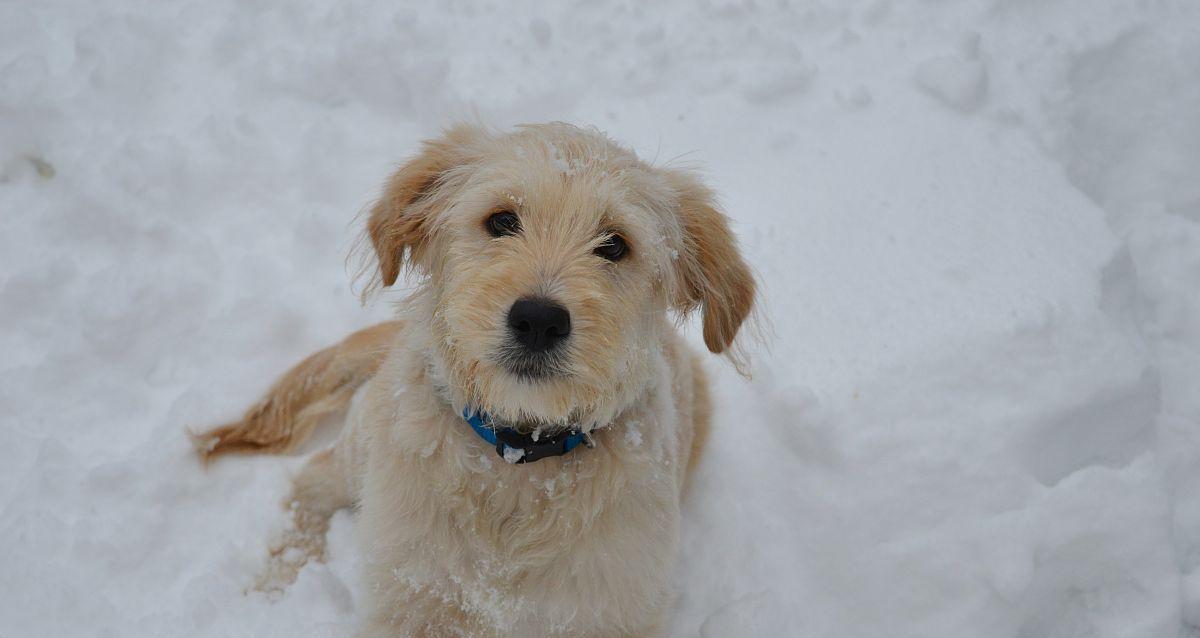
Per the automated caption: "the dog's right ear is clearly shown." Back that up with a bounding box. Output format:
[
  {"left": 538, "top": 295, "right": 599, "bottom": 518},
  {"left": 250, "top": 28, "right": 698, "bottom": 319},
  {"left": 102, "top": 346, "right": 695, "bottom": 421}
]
[{"left": 366, "top": 124, "right": 485, "bottom": 288}]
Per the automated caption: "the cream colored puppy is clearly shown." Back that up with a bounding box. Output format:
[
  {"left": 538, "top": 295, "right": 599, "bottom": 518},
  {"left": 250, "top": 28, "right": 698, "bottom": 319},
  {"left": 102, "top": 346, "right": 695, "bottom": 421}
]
[{"left": 195, "top": 123, "right": 755, "bottom": 637}]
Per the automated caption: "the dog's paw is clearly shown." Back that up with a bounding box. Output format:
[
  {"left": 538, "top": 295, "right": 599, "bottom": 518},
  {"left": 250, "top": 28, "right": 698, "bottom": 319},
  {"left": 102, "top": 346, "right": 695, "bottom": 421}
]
[{"left": 249, "top": 525, "right": 328, "bottom": 595}]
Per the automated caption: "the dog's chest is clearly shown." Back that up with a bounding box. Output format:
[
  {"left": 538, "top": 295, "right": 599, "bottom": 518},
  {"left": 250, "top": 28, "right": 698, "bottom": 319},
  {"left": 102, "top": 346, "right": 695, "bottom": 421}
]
[
  {"left": 361, "top": 411, "right": 682, "bottom": 634},
  {"left": 351, "top": 341, "right": 690, "bottom": 634}
]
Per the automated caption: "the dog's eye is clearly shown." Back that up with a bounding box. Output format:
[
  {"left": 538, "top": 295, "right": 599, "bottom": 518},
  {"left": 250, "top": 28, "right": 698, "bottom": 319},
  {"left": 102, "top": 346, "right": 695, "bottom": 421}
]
[
  {"left": 486, "top": 211, "right": 521, "bottom": 237},
  {"left": 594, "top": 234, "right": 628, "bottom": 262}
]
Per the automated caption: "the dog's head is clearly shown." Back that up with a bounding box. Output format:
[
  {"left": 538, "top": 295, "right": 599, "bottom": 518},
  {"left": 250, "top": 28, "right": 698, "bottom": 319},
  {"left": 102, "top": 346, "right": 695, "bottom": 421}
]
[{"left": 362, "top": 123, "right": 754, "bottom": 428}]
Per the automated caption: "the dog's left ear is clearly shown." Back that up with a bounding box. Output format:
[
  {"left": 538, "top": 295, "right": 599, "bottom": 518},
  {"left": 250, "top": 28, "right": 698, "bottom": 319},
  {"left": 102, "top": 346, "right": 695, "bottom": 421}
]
[
  {"left": 663, "top": 170, "right": 757, "bottom": 356},
  {"left": 365, "top": 124, "right": 486, "bottom": 288}
]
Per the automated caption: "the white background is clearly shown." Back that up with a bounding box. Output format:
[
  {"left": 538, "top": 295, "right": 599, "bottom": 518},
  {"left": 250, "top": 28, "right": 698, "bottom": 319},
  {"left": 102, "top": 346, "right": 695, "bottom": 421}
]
[{"left": 2, "top": 1, "right": 1199, "bottom": 636}]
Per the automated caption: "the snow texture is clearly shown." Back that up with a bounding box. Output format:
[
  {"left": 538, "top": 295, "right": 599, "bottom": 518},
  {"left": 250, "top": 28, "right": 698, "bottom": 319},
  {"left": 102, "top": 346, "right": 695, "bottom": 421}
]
[{"left": 2, "top": 1, "right": 1199, "bottom": 636}]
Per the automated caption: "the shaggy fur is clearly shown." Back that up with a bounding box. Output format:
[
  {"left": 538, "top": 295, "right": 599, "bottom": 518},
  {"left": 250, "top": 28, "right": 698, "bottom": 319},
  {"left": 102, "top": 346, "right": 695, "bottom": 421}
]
[{"left": 195, "top": 123, "right": 755, "bottom": 637}]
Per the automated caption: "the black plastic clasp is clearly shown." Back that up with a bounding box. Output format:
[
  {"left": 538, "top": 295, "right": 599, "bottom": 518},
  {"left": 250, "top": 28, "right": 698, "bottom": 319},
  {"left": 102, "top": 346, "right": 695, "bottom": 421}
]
[{"left": 494, "top": 428, "right": 570, "bottom": 464}]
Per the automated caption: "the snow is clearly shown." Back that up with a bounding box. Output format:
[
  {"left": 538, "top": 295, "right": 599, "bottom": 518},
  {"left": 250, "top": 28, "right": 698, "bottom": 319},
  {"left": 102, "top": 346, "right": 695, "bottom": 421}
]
[
  {"left": 913, "top": 37, "right": 989, "bottom": 113},
  {"left": 2, "top": 0, "right": 1199, "bottom": 636},
  {"left": 502, "top": 446, "right": 527, "bottom": 464},
  {"left": 625, "top": 420, "right": 644, "bottom": 448}
]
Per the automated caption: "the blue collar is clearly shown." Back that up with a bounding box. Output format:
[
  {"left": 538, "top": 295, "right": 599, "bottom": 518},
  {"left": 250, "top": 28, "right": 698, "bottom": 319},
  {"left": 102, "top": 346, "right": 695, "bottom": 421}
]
[{"left": 462, "top": 408, "right": 589, "bottom": 464}]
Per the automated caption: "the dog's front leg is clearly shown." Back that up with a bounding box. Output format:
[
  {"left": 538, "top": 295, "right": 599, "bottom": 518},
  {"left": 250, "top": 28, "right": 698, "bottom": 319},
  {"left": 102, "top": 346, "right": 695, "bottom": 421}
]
[
  {"left": 356, "top": 602, "right": 484, "bottom": 638},
  {"left": 253, "top": 447, "right": 355, "bottom": 592}
]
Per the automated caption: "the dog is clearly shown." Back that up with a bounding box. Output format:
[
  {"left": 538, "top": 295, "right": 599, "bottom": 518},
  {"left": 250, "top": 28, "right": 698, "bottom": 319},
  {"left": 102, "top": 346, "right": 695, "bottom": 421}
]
[{"left": 193, "top": 122, "right": 756, "bottom": 637}]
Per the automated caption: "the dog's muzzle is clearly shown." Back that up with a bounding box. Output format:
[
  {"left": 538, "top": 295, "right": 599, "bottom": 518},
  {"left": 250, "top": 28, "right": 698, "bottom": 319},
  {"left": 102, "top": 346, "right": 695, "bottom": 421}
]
[{"left": 501, "top": 296, "right": 572, "bottom": 380}]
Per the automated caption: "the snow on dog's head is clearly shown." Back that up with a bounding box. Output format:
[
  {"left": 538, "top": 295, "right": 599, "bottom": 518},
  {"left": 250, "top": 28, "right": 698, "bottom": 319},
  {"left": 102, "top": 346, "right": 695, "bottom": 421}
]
[{"left": 360, "top": 122, "right": 754, "bottom": 429}]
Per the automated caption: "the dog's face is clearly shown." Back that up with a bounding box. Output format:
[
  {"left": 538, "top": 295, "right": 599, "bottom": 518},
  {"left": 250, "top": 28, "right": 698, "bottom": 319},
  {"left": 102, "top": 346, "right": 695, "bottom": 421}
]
[{"left": 364, "top": 123, "right": 754, "bottom": 428}]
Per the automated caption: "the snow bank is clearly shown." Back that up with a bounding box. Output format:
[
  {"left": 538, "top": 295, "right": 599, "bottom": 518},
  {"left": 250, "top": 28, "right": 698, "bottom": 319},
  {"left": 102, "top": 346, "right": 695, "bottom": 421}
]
[{"left": 2, "top": 0, "right": 1198, "bottom": 636}]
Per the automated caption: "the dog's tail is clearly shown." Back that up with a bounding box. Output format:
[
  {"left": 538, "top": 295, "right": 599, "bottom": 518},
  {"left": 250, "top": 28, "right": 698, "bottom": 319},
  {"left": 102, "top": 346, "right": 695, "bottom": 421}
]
[{"left": 190, "top": 320, "right": 403, "bottom": 462}]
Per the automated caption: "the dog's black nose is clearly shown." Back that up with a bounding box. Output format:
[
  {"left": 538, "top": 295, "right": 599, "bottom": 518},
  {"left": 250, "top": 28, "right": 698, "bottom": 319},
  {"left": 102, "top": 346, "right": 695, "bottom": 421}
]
[{"left": 507, "top": 297, "right": 571, "bottom": 352}]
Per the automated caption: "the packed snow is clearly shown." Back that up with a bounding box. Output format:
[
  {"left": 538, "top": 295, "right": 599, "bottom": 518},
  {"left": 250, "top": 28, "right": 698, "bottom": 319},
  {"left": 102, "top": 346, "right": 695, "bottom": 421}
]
[{"left": 2, "top": 0, "right": 1199, "bottom": 636}]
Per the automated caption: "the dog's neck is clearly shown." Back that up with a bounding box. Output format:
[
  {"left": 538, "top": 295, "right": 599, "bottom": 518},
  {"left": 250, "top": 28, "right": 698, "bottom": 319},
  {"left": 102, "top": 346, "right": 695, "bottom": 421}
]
[
  {"left": 481, "top": 414, "right": 572, "bottom": 435},
  {"left": 418, "top": 347, "right": 595, "bottom": 433}
]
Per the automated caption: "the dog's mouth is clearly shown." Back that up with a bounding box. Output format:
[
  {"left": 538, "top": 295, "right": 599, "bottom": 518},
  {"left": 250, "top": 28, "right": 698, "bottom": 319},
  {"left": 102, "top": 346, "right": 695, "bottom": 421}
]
[{"left": 495, "top": 348, "right": 569, "bottom": 382}]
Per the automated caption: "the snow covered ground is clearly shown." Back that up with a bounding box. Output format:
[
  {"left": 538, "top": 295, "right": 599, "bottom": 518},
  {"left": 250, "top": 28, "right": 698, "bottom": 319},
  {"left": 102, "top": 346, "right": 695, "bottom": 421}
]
[{"left": 2, "top": 0, "right": 1199, "bottom": 635}]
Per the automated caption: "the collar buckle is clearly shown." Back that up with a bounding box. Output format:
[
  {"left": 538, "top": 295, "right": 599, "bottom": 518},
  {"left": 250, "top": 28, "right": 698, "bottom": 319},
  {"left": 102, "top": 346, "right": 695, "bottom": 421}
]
[{"left": 494, "top": 427, "right": 576, "bottom": 464}]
